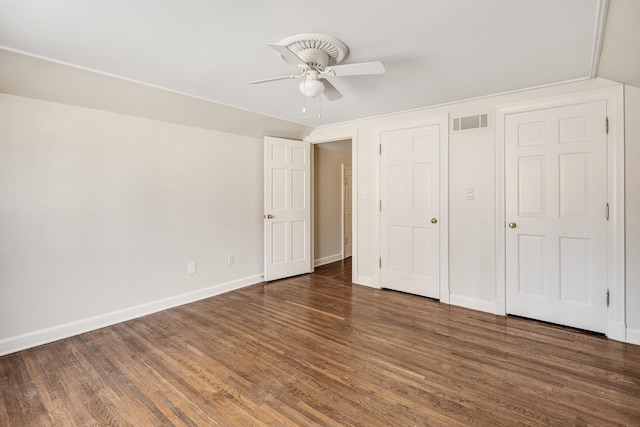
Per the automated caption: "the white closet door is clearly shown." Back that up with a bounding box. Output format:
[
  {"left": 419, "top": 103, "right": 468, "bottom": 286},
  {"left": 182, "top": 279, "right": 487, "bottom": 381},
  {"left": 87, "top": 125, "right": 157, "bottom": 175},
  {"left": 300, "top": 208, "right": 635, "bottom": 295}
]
[
  {"left": 505, "top": 101, "right": 608, "bottom": 333},
  {"left": 380, "top": 125, "right": 440, "bottom": 298}
]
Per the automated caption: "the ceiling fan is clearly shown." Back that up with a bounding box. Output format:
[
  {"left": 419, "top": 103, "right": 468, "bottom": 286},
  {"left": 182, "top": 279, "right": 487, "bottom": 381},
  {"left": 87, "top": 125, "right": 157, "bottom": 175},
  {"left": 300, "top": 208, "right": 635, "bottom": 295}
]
[{"left": 249, "top": 33, "right": 385, "bottom": 101}]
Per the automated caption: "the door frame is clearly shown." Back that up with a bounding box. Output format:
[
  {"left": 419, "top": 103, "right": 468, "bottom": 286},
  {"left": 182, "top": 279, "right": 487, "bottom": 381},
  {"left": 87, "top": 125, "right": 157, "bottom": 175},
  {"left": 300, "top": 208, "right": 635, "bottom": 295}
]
[
  {"left": 495, "top": 86, "right": 625, "bottom": 341},
  {"left": 374, "top": 115, "right": 450, "bottom": 302},
  {"left": 305, "top": 130, "right": 358, "bottom": 284}
]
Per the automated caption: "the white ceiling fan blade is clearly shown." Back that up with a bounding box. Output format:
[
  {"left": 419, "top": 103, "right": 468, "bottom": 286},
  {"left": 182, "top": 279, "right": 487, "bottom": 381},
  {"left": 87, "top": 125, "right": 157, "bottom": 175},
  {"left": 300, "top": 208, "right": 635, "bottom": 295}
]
[
  {"left": 249, "top": 72, "right": 304, "bottom": 84},
  {"left": 325, "top": 61, "right": 385, "bottom": 77},
  {"left": 267, "top": 43, "right": 308, "bottom": 68},
  {"left": 320, "top": 79, "right": 343, "bottom": 101}
]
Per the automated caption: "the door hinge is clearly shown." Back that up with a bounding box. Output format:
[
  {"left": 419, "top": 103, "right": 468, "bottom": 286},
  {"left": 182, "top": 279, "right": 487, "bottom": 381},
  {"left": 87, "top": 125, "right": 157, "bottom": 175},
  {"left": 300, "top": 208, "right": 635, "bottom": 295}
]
[
  {"left": 607, "top": 289, "right": 610, "bottom": 307},
  {"left": 606, "top": 203, "right": 610, "bottom": 221},
  {"left": 379, "top": 257, "right": 382, "bottom": 268},
  {"left": 344, "top": 177, "right": 347, "bottom": 185},
  {"left": 380, "top": 200, "right": 382, "bottom": 212},
  {"left": 606, "top": 117, "right": 609, "bottom": 135},
  {"left": 379, "top": 143, "right": 382, "bottom": 155}
]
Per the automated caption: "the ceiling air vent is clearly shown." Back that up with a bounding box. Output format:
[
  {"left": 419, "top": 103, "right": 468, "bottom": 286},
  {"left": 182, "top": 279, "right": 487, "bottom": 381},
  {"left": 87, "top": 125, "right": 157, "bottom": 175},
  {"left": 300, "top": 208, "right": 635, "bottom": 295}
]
[{"left": 453, "top": 113, "right": 489, "bottom": 131}]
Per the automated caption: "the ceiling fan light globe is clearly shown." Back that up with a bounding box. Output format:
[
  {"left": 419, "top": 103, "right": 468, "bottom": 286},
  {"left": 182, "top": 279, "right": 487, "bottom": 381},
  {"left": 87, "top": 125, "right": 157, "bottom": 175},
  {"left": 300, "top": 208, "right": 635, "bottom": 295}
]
[{"left": 299, "top": 79, "right": 324, "bottom": 98}]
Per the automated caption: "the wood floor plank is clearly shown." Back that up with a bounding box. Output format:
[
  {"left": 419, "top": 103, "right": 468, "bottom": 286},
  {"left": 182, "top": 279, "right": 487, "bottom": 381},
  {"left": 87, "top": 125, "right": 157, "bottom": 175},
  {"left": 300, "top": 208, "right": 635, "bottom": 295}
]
[{"left": 2, "top": 258, "right": 640, "bottom": 425}]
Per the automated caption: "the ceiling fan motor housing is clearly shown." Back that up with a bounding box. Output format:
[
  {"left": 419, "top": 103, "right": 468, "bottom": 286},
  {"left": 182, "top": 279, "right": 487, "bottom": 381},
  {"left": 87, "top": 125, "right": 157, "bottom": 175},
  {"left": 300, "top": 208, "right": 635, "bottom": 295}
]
[
  {"left": 297, "top": 49, "right": 329, "bottom": 70},
  {"left": 278, "top": 33, "right": 349, "bottom": 69}
]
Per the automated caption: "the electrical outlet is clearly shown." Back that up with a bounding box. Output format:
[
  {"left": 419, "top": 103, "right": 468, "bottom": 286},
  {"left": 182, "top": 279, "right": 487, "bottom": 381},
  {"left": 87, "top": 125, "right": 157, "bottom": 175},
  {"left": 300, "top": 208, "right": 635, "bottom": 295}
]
[
  {"left": 228, "top": 255, "right": 234, "bottom": 266},
  {"left": 187, "top": 262, "right": 197, "bottom": 275}
]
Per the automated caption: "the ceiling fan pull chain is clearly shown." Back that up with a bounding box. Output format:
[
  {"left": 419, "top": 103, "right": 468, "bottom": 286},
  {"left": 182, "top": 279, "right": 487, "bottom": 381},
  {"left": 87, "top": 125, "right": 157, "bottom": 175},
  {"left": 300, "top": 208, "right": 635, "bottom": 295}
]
[{"left": 318, "top": 94, "right": 322, "bottom": 119}]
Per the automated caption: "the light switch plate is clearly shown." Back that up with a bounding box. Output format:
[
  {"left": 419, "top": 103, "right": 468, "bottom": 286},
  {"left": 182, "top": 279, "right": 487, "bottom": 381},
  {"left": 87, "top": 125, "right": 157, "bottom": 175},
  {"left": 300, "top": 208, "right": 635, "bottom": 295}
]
[
  {"left": 187, "top": 262, "right": 197, "bottom": 275},
  {"left": 466, "top": 189, "right": 475, "bottom": 200}
]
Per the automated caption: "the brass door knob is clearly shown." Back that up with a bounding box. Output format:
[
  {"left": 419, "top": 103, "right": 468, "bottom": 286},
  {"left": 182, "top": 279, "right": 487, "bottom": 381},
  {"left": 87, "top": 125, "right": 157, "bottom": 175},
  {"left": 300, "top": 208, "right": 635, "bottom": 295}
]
[
  {"left": 508, "top": 222, "right": 517, "bottom": 229},
  {"left": 431, "top": 218, "right": 438, "bottom": 224},
  {"left": 264, "top": 214, "right": 274, "bottom": 219}
]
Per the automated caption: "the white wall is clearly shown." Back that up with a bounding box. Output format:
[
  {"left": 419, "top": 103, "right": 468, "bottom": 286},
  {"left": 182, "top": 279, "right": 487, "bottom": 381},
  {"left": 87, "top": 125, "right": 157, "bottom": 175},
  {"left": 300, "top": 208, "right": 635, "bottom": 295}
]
[
  {"left": 448, "top": 126, "right": 496, "bottom": 306},
  {"left": 308, "top": 78, "right": 631, "bottom": 323},
  {"left": 0, "top": 49, "right": 312, "bottom": 140},
  {"left": 0, "top": 93, "right": 265, "bottom": 354},
  {"left": 313, "top": 147, "right": 351, "bottom": 266},
  {"left": 625, "top": 85, "right": 640, "bottom": 341},
  {"left": 2, "top": 77, "right": 636, "bottom": 354},
  {"left": 597, "top": 0, "right": 640, "bottom": 88}
]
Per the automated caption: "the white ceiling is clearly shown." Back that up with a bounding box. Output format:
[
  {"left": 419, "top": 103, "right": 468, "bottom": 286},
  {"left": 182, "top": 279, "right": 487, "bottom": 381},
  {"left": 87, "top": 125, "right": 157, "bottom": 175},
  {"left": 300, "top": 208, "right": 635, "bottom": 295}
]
[{"left": 0, "top": 0, "right": 607, "bottom": 128}]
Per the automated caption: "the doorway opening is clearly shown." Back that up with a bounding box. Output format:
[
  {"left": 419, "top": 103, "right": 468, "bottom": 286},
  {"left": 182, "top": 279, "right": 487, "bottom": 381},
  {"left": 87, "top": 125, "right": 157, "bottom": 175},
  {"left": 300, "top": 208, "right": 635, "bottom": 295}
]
[{"left": 313, "top": 139, "right": 353, "bottom": 268}]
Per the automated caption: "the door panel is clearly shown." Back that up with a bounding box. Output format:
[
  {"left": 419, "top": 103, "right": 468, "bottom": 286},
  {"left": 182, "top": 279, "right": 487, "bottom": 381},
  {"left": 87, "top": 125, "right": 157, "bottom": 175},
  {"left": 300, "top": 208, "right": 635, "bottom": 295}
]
[
  {"left": 505, "top": 101, "right": 607, "bottom": 333},
  {"left": 559, "top": 237, "right": 589, "bottom": 303},
  {"left": 381, "top": 125, "right": 440, "bottom": 298},
  {"left": 412, "top": 227, "right": 431, "bottom": 278},
  {"left": 291, "top": 220, "right": 306, "bottom": 261},
  {"left": 264, "top": 136, "right": 311, "bottom": 281},
  {"left": 559, "top": 153, "right": 589, "bottom": 216},
  {"left": 518, "top": 156, "right": 545, "bottom": 216},
  {"left": 517, "top": 234, "right": 544, "bottom": 296}
]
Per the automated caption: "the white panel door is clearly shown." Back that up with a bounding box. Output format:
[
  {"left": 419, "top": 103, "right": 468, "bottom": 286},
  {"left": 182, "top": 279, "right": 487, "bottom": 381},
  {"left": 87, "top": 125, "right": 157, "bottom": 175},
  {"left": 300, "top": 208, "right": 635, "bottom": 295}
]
[
  {"left": 264, "top": 136, "right": 311, "bottom": 281},
  {"left": 505, "top": 101, "right": 608, "bottom": 333},
  {"left": 381, "top": 125, "right": 440, "bottom": 298},
  {"left": 343, "top": 164, "right": 352, "bottom": 258}
]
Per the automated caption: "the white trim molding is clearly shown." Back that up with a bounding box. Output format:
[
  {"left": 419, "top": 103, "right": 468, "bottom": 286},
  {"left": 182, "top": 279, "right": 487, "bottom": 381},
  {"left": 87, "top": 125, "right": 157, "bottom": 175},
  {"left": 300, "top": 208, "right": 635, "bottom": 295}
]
[
  {"left": 314, "top": 253, "right": 343, "bottom": 267},
  {"left": 627, "top": 329, "right": 640, "bottom": 346},
  {"left": 355, "top": 275, "right": 377, "bottom": 289},
  {"left": 449, "top": 294, "right": 497, "bottom": 315},
  {"left": 495, "top": 85, "right": 626, "bottom": 341},
  {"left": 589, "top": 0, "right": 609, "bottom": 78}
]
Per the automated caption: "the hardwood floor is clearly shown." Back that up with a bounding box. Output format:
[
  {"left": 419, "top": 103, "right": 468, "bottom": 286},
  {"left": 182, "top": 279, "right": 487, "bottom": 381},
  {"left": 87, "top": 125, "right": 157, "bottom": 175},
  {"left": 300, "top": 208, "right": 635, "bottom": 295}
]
[{"left": 2, "top": 258, "right": 640, "bottom": 426}]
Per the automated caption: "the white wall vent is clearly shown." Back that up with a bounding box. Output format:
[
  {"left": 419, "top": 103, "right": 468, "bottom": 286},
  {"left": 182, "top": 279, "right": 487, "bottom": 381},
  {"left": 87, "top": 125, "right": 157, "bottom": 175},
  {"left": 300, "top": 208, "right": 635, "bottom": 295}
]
[{"left": 453, "top": 113, "right": 489, "bottom": 131}]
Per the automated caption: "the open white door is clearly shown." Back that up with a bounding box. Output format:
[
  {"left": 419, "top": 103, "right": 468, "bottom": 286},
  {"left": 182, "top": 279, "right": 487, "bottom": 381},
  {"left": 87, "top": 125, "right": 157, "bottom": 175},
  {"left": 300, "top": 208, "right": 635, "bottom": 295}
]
[{"left": 264, "top": 136, "right": 311, "bottom": 281}]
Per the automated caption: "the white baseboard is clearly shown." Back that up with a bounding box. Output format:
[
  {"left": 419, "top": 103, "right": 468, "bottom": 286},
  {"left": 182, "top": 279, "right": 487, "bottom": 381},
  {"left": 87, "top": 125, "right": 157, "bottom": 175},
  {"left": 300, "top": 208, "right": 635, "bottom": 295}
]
[
  {"left": 607, "top": 321, "right": 627, "bottom": 343},
  {"left": 439, "top": 290, "right": 450, "bottom": 305},
  {"left": 0, "top": 274, "right": 263, "bottom": 356},
  {"left": 449, "top": 294, "right": 497, "bottom": 315},
  {"left": 314, "top": 253, "right": 343, "bottom": 267},
  {"left": 626, "top": 328, "right": 640, "bottom": 346},
  {"left": 355, "top": 275, "right": 378, "bottom": 288}
]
